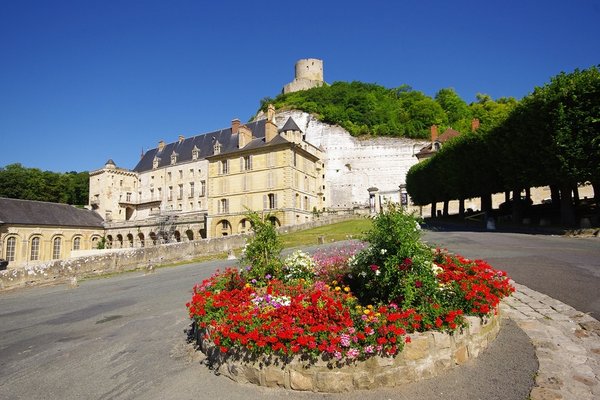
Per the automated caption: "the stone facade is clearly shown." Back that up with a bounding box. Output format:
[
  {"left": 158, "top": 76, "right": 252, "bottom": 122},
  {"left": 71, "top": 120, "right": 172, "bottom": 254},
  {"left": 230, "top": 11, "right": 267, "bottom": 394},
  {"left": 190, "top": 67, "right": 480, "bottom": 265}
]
[
  {"left": 198, "top": 311, "right": 501, "bottom": 392},
  {"left": 282, "top": 58, "right": 325, "bottom": 94},
  {"left": 0, "top": 214, "right": 357, "bottom": 290},
  {"left": 271, "top": 110, "right": 429, "bottom": 210}
]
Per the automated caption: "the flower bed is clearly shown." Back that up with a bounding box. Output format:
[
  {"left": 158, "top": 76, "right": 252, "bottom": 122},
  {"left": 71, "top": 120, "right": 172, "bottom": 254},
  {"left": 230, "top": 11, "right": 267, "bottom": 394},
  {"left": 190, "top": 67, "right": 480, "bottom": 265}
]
[{"left": 186, "top": 207, "right": 514, "bottom": 391}]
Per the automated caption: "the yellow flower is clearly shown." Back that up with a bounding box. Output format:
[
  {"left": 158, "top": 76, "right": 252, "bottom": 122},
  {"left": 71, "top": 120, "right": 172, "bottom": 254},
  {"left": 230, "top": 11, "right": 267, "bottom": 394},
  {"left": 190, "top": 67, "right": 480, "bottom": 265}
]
[
  {"left": 335, "top": 286, "right": 341, "bottom": 292},
  {"left": 343, "top": 286, "right": 350, "bottom": 292},
  {"left": 355, "top": 305, "right": 363, "bottom": 310},
  {"left": 367, "top": 304, "right": 374, "bottom": 310},
  {"left": 375, "top": 312, "right": 381, "bottom": 317},
  {"left": 364, "top": 309, "right": 371, "bottom": 315},
  {"left": 244, "top": 283, "right": 251, "bottom": 288},
  {"left": 332, "top": 280, "right": 338, "bottom": 285}
]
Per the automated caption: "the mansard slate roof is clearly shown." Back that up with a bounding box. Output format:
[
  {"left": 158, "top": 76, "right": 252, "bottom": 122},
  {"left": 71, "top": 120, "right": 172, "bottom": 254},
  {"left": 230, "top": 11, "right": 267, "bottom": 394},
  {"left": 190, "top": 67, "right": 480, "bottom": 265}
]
[
  {"left": 279, "top": 117, "right": 302, "bottom": 133},
  {"left": 133, "top": 119, "right": 267, "bottom": 172},
  {"left": 0, "top": 197, "right": 104, "bottom": 227}
]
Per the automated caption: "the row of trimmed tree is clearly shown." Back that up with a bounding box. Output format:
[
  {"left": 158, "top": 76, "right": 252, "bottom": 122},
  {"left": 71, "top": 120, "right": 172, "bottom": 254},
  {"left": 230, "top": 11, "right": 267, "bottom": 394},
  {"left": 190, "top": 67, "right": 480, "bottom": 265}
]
[{"left": 406, "top": 65, "right": 600, "bottom": 226}]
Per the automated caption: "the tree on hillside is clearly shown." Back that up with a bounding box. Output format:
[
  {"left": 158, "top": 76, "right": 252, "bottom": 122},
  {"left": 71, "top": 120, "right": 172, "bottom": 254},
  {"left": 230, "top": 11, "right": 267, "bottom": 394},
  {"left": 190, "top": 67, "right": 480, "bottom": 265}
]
[
  {"left": 435, "top": 88, "right": 472, "bottom": 130},
  {"left": 0, "top": 163, "right": 90, "bottom": 205}
]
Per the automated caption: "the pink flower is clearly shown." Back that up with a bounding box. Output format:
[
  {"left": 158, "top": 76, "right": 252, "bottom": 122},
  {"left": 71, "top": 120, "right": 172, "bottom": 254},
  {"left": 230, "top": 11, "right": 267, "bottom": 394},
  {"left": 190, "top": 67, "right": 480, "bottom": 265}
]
[{"left": 370, "top": 264, "right": 379, "bottom": 271}]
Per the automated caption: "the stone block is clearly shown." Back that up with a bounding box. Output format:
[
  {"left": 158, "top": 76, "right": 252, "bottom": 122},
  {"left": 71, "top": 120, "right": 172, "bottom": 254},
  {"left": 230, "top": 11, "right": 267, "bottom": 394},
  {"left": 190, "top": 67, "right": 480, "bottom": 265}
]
[
  {"left": 529, "top": 387, "right": 563, "bottom": 400},
  {"left": 315, "top": 371, "right": 353, "bottom": 392},
  {"left": 352, "top": 371, "right": 375, "bottom": 390},
  {"left": 289, "top": 370, "right": 314, "bottom": 391},
  {"left": 263, "top": 366, "right": 285, "bottom": 388},
  {"left": 431, "top": 331, "right": 452, "bottom": 349},
  {"left": 403, "top": 335, "right": 430, "bottom": 360},
  {"left": 453, "top": 345, "right": 469, "bottom": 365}
]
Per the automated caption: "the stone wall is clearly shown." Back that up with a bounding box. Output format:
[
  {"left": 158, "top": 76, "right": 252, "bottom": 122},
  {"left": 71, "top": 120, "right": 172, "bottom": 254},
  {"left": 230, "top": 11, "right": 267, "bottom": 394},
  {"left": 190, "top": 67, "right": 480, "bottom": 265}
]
[
  {"left": 199, "top": 311, "right": 501, "bottom": 392},
  {"left": 0, "top": 214, "right": 361, "bottom": 291},
  {"left": 274, "top": 110, "right": 429, "bottom": 210}
]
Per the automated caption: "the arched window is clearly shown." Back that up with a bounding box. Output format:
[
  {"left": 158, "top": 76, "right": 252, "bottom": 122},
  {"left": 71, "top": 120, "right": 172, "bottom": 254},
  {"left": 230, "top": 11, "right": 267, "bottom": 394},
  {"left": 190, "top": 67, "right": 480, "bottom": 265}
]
[
  {"left": 52, "top": 237, "right": 62, "bottom": 260},
  {"left": 5, "top": 236, "right": 17, "bottom": 262},
  {"left": 30, "top": 237, "right": 41, "bottom": 260},
  {"left": 73, "top": 237, "right": 81, "bottom": 251}
]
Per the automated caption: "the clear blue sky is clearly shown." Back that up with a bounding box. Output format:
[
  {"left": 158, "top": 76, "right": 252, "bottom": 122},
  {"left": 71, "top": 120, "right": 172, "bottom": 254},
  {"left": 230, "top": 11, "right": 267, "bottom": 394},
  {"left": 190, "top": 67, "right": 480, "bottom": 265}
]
[{"left": 1, "top": 0, "right": 599, "bottom": 173}]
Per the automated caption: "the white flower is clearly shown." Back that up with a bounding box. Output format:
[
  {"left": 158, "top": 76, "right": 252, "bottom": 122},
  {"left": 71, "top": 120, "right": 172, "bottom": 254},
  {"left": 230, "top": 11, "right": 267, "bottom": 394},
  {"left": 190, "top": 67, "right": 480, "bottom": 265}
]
[
  {"left": 431, "top": 263, "right": 443, "bottom": 276},
  {"left": 380, "top": 248, "right": 387, "bottom": 255},
  {"left": 375, "top": 269, "right": 381, "bottom": 276}
]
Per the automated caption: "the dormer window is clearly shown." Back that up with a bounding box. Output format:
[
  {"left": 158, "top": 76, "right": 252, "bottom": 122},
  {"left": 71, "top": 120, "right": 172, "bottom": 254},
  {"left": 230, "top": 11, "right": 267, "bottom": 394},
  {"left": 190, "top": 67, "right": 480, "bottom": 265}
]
[
  {"left": 153, "top": 156, "right": 160, "bottom": 169},
  {"left": 433, "top": 142, "right": 441, "bottom": 151},
  {"left": 192, "top": 146, "right": 199, "bottom": 160},
  {"left": 171, "top": 151, "right": 178, "bottom": 165},
  {"left": 213, "top": 140, "right": 221, "bottom": 155}
]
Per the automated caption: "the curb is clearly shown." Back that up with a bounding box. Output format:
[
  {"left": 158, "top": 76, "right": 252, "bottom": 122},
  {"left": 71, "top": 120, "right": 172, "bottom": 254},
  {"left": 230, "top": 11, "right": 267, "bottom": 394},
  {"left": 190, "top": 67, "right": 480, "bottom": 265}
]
[{"left": 501, "top": 282, "right": 600, "bottom": 399}]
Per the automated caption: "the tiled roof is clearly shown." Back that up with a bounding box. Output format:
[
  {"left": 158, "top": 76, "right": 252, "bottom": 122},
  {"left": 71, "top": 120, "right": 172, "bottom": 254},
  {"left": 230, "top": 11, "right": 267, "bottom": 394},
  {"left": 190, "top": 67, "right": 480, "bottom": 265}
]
[
  {"left": 133, "top": 119, "right": 267, "bottom": 172},
  {"left": 0, "top": 197, "right": 104, "bottom": 227},
  {"left": 279, "top": 117, "right": 302, "bottom": 133},
  {"left": 415, "top": 128, "right": 461, "bottom": 157},
  {"left": 437, "top": 128, "right": 460, "bottom": 143}
]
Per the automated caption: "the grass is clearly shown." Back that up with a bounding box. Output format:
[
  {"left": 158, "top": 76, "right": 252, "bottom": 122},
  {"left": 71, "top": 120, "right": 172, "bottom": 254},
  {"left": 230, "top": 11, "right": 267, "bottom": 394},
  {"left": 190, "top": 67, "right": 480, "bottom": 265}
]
[{"left": 280, "top": 217, "right": 372, "bottom": 248}]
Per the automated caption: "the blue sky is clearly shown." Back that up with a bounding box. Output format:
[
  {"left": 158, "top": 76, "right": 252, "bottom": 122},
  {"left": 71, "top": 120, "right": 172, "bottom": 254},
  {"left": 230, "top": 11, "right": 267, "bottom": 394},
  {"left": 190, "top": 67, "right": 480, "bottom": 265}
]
[{"left": 1, "top": 0, "right": 599, "bottom": 173}]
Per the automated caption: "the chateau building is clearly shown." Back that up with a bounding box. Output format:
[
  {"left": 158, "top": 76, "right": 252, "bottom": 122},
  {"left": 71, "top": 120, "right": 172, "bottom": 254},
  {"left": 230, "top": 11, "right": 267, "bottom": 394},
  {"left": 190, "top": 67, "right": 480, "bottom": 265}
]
[
  {"left": 0, "top": 197, "right": 104, "bottom": 266},
  {"left": 207, "top": 107, "right": 324, "bottom": 237},
  {"left": 88, "top": 105, "right": 325, "bottom": 245}
]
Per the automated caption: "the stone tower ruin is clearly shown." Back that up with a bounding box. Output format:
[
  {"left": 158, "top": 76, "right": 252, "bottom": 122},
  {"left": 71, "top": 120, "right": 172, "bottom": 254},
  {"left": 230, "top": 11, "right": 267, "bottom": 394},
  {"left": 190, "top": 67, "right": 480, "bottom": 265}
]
[{"left": 282, "top": 58, "right": 325, "bottom": 94}]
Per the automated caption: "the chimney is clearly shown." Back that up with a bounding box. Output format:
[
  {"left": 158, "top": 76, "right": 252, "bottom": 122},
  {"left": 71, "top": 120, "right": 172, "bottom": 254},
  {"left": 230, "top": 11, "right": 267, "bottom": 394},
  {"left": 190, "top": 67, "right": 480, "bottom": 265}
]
[
  {"left": 158, "top": 140, "right": 165, "bottom": 151},
  {"left": 231, "top": 118, "right": 241, "bottom": 135},
  {"left": 265, "top": 104, "right": 278, "bottom": 143},
  {"left": 178, "top": 135, "right": 185, "bottom": 143},
  {"left": 430, "top": 125, "right": 438, "bottom": 142},
  {"left": 238, "top": 125, "right": 253, "bottom": 148},
  {"left": 471, "top": 118, "right": 480, "bottom": 132}
]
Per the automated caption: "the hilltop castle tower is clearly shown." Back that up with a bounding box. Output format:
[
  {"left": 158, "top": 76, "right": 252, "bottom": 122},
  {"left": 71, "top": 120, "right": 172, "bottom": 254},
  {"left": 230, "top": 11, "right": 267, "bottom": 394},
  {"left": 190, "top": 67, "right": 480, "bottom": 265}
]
[{"left": 282, "top": 58, "right": 325, "bottom": 94}]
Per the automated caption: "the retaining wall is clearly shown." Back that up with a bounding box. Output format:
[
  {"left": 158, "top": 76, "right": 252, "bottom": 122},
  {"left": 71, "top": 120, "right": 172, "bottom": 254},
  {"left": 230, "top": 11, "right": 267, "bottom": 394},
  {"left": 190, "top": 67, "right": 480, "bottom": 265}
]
[
  {"left": 199, "top": 312, "right": 500, "bottom": 392},
  {"left": 0, "top": 214, "right": 361, "bottom": 291}
]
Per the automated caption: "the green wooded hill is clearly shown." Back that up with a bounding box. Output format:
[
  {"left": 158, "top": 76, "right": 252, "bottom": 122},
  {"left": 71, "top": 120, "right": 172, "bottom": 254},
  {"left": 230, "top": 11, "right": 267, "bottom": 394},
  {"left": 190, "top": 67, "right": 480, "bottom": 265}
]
[
  {"left": 259, "top": 81, "right": 518, "bottom": 137},
  {"left": 0, "top": 163, "right": 89, "bottom": 206}
]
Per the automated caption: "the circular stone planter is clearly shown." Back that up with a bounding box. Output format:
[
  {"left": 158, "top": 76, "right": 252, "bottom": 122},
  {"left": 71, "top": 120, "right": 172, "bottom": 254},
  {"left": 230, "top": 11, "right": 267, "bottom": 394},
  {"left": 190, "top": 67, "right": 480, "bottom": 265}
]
[{"left": 196, "top": 309, "right": 501, "bottom": 392}]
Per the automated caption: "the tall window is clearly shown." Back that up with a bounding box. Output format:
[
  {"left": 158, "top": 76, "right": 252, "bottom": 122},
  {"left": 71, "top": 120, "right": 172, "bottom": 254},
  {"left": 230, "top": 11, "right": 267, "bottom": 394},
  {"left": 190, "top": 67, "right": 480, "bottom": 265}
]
[
  {"left": 243, "top": 155, "right": 252, "bottom": 171},
  {"left": 267, "top": 171, "right": 274, "bottom": 188},
  {"left": 126, "top": 192, "right": 132, "bottom": 202},
  {"left": 200, "top": 180, "right": 206, "bottom": 196},
  {"left": 220, "top": 198, "right": 229, "bottom": 213},
  {"left": 73, "top": 237, "right": 81, "bottom": 251},
  {"left": 189, "top": 182, "right": 195, "bottom": 197},
  {"left": 220, "top": 160, "right": 229, "bottom": 174},
  {"left": 178, "top": 184, "right": 183, "bottom": 200},
  {"left": 6, "top": 236, "right": 16, "bottom": 262},
  {"left": 52, "top": 237, "right": 62, "bottom": 260},
  {"left": 30, "top": 237, "right": 40, "bottom": 261},
  {"left": 268, "top": 193, "right": 277, "bottom": 209},
  {"left": 168, "top": 186, "right": 173, "bottom": 201}
]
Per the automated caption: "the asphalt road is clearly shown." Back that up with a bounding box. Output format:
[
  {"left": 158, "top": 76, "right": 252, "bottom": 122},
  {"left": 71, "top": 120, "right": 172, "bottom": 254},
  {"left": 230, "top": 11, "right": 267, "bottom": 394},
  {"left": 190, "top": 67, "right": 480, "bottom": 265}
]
[
  {"left": 422, "top": 229, "right": 600, "bottom": 320},
  {"left": 7, "top": 231, "right": 592, "bottom": 399}
]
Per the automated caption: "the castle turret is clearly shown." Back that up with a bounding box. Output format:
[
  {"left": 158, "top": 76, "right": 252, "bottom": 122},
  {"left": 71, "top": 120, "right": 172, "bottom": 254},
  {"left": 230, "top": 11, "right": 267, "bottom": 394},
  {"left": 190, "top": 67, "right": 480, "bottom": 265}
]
[{"left": 282, "top": 58, "right": 325, "bottom": 94}]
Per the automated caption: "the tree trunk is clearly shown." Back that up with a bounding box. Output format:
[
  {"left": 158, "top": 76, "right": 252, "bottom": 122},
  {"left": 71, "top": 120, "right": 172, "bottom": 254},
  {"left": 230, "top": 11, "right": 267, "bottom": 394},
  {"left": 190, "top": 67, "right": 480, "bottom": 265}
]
[
  {"left": 512, "top": 188, "right": 523, "bottom": 223},
  {"left": 593, "top": 181, "right": 600, "bottom": 205},
  {"left": 525, "top": 187, "right": 531, "bottom": 201},
  {"left": 443, "top": 200, "right": 449, "bottom": 216},
  {"left": 550, "top": 185, "right": 560, "bottom": 209},
  {"left": 458, "top": 198, "right": 465, "bottom": 217},
  {"left": 559, "top": 184, "right": 576, "bottom": 226},
  {"left": 572, "top": 184, "right": 580, "bottom": 205},
  {"left": 504, "top": 191, "right": 510, "bottom": 203},
  {"left": 481, "top": 193, "right": 492, "bottom": 213},
  {"left": 431, "top": 202, "right": 437, "bottom": 218}
]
